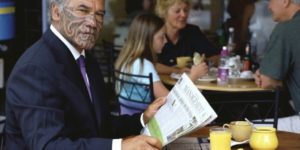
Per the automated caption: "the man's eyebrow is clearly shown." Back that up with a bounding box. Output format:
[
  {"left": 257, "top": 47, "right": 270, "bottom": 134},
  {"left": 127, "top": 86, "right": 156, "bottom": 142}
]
[
  {"left": 77, "top": 4, "right": 89, "bottom": 9},
  {"left": 77, "top": 4, "right": 105, "bottom": 14}
]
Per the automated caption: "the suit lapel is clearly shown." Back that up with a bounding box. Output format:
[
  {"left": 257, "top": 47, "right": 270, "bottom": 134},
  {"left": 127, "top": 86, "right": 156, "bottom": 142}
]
[
  {"left": 42, "top": 29, "right": 92, "bottom": 101},
  {"left": 85, "top": 55, "right": 105, "bottom": 134},
  {"left": 42, "top": 29, "right": 97, "bottom": 120}
]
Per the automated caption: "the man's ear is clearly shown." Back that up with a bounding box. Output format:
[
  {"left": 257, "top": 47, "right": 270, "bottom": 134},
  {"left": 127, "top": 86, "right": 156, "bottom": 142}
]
[
  {"left": 51, "top": 4, "right": 61, "bottom": 21},
  {"left": 282, "top": 0, "right": 291, "bottom": 8}
]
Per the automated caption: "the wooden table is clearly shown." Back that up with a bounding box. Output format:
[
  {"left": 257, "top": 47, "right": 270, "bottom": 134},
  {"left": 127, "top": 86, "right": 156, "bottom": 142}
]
[
  {"left": 160, "top": 74, "right": 280, "bottom": 126},
  {"left": 160, "top": 74, "right": 271, "bottom": 92},
  {"left": 187, "top": 127, "right": 300, "bottom": 150}
]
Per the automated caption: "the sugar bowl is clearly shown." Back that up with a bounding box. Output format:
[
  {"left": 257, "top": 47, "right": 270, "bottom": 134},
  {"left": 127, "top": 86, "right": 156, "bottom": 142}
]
[{"left": 249, "top": 127, "right": 278, "bottom": 150}]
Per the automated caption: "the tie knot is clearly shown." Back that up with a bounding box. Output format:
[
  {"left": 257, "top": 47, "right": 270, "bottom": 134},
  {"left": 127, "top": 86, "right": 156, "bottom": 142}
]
[{"left": 77, "top": 55, "right": 85, "bottom": 68}]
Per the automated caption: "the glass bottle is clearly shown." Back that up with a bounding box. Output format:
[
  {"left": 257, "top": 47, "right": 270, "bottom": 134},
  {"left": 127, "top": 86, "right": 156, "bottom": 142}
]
[
  {"left": 227, "top": 27, "right": 235, "bottom": 55},
  {"left": 242, "top": 43, "right": 251, "bottom": 71},
  {"left": 217, "top": 46, "right": 229, "bottom": 86}
]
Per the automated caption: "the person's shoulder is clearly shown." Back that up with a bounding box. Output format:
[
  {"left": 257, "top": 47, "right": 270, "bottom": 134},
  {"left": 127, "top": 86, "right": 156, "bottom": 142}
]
[
  {"left": 132, "top": 58, "right": 154, "bottom": 69},
  {"left": 131, "top": 58, "right": 156, "bottom": 75},
  {"left": 14, "top": 37, "right": 56, "bottom": 73},
  {"left": 141, "top": 58, "right": 155, "bottom": 68},
  {"left": 183, "top": 24, "right": 201, "bottom": 32},
  {"left": 142, "top": 59, "right": 157, "bottom": 75},
  {"left": 181, "top": 24, "right": 202, "bottom": 37},
  {"left": 18, "top": 39, "right": 46, "bottom": 60},
  {"left": 274, "top": 18, "right": 300, "bottom": 36}
]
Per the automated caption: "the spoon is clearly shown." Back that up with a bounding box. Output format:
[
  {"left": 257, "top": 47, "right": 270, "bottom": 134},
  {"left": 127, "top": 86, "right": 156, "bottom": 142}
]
[{"left": 244, "top": 118, "right": 257, "bottom": 130}]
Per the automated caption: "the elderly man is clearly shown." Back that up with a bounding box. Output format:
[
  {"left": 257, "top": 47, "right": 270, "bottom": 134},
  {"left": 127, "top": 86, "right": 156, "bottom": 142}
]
[
  {"left": 255, "top": 0, "right": 300, "bottom": 133},
  {"left": 5, "top": 0, "right": 164, "bottom": 149}
]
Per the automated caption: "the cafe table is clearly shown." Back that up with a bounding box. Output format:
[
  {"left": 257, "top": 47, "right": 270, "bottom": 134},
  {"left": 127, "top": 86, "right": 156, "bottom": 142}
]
[
  {"left": 160, "top": 74, "right": 281, "bottom": 127},
  {"left": 183, "top": 127, "right": 300, "bottom": 150},
  {"left": 159, "top": 74, "right": 270, "bottom": 92}
]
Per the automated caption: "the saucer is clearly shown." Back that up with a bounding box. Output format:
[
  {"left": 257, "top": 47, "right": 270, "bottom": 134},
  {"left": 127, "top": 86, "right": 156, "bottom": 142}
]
[{"left": 231, "top": 139, "right": 249, "bottom": 147}]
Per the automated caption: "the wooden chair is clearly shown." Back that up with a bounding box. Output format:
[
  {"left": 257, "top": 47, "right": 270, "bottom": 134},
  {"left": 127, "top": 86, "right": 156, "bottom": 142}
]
[{"left": 114, "top": 70, "right": 154, "bottom": 115}]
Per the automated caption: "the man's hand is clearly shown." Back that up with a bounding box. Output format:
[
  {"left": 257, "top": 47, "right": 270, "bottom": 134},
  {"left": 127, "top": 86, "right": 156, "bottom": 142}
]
[
  {"left": 255, "top": 69, "right": 282, "bottom": 89},
  {"left": 122, "top": 135, "right": 162, "bottom": 150},
  {"left": 143, "top": 97, "right": 166, "bottom": 124}
]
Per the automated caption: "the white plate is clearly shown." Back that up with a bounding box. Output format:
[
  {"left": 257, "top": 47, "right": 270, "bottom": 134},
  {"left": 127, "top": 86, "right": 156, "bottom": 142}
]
[
  {"left": 171, "top": 73, "right": 217, "bottom": 82},
  {"left": 170, "top": 73, "right": 182, "bottom": 80},
  {"left": 198, "top": 75, "right": 217, "bottom": 82}
]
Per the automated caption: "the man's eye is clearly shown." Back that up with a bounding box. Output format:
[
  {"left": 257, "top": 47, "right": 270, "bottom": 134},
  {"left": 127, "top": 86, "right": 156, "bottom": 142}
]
[
  {"left": 95, "top": 12, "right": 104, "bottom": 17},
  {"left": 77, "top": 9, "right": 89, "bottom": 14}
]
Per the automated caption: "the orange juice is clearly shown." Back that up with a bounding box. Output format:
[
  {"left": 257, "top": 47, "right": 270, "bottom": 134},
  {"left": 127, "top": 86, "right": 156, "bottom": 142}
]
[{"left": 210, "top": 128, "right": 231, "bottom": 150}]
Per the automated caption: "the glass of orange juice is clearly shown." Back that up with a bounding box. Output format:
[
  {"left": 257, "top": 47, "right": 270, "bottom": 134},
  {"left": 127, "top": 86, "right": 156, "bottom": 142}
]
[{"left": 210, "top": 127, "right": 232, "bottom": 150}]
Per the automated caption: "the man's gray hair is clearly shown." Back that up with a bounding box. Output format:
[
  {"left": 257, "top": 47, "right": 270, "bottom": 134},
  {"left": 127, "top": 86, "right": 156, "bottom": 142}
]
[
  {"left": 292, "top": 0, "right": 300, "bottom": 5},
  {"left": 48, "top": 0, "right": 67, "bottom": 22}
]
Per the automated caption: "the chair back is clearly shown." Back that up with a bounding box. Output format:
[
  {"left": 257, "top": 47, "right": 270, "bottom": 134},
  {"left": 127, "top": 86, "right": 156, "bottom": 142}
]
[
  {"left": 98, "top": 40, "right": 122, "bottom": 115},
  {"left": 114, "top": 70, "right": 154, "bottom": 115},
  {"left": 0, "top": 116, "right": 5, "bottom": 150},
  {"left": 207, "top": 87, "right": 280, "bottom": 128},
  {"left": 102, "top": 40, "right": 122, "bottom": 83}
]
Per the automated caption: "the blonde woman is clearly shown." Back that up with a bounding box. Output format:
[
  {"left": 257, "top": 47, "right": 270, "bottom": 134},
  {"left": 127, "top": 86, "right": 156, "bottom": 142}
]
[{"left": 155, "top": 0, "right": 219, "bottom": 74}]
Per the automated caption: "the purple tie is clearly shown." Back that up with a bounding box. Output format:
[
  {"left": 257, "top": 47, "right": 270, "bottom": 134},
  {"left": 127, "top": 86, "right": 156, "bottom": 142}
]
[{"left": 77, "top": 55, "right": 92, "bottom": 101}]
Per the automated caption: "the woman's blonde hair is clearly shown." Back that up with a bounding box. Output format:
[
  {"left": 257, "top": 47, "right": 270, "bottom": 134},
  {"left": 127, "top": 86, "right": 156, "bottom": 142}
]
[
  {"left": 115, "top": 13, "right": 165, "bottom": 73},
  {"left": 155, "top": 0, "right": 191, "bottom": 19}
]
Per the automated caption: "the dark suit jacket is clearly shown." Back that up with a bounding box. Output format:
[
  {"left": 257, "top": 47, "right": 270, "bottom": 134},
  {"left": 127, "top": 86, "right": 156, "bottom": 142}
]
[{"left": 5, "top": 29, "right": 142, "bottom": 150}]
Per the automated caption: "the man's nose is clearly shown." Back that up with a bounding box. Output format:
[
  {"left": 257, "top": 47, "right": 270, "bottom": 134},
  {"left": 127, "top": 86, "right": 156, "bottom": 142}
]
[{"left": 85, "top": 14, "right": 97, "bottom": 27}]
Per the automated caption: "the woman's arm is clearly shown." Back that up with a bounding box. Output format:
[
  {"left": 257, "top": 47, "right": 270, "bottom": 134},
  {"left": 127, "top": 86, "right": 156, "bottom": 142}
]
[
  {"left": 153, "top": 81, "right": 169, "bottom": 98},
  {"left": 155, "top": 63, "right": 190, "bottom": 74}
]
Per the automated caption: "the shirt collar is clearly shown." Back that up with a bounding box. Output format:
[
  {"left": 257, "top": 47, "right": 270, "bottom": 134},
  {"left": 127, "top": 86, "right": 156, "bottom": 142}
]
[
  {"left": 50, "top": 25, "right": 85, "bottom": 60},
  {"left": 293, "top": 10, "right": 300, "bottom": 19}
]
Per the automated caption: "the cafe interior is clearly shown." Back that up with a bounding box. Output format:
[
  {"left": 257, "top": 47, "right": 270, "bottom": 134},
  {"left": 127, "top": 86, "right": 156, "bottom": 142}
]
[{"left": 0, "top": 0, "right": 300, "bottom": 149}]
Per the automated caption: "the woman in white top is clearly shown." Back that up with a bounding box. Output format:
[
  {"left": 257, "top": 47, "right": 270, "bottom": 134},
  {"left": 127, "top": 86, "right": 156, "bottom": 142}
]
[{"left": 115, "top": 13, "right": 207, "bottom": 115}]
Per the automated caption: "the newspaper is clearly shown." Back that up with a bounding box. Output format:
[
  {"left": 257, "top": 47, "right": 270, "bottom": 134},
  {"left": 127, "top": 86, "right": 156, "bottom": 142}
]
[{"left": 141, "top": 73, "right": 217, "bottom": 146}]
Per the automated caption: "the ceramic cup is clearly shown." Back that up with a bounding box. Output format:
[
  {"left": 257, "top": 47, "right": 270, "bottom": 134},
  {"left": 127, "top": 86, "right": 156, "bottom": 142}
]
[
  {"left": 176, "top": 56, "right": 191, "bottom": 68},
  {"left": 223, "top": 121, "right": 252, "bottom": 142}
]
